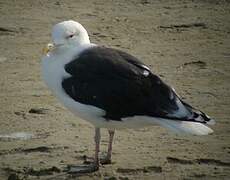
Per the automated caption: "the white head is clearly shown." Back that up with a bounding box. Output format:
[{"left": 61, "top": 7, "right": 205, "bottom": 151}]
[{"left": 44, "top": 20, "right": 90, "bottom": 54}]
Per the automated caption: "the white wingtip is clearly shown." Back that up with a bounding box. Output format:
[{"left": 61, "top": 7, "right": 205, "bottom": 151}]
[{"left": 207, "top": 118, "right": 216, "bottom": 125}]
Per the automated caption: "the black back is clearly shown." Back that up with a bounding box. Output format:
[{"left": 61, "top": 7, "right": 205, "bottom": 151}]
[{"left": 62, "top": 46, "right": 191, "bottom": 121}]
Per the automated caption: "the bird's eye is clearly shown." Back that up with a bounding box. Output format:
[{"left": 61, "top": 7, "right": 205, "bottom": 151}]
[{"left": 67, "top": 34, "right": 74, "bottom": 38}]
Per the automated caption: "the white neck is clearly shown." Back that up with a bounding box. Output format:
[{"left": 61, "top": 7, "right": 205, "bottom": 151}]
[
  {"left": 79, "top": 31, "right": 90, "bottom": 45},
  {"left": 42, "top": 42, "right": 96, "bottom": 93}
]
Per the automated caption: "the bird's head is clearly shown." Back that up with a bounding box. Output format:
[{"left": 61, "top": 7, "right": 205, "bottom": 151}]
[{"left": 43, "top": 20, "right": 90, "bottom": 54}]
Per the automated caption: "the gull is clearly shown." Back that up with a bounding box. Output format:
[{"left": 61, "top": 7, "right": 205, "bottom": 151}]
[{"left": 42, "top": 20, "right": 215, "bottom": 173}]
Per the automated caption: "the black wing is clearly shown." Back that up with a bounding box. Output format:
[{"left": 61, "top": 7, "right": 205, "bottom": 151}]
[{"left": 62, "top": 46, "right": 210, "bottom": 123}]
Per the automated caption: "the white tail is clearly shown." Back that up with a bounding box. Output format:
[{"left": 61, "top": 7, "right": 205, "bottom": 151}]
[{"left": 154, "top": 119, "right": 214, "bottom": 135}]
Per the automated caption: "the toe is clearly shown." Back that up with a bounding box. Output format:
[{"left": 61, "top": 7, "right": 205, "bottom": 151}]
[
  {"left": 100, "top": 156, "right": 112, "bottom": 165},
  {"left": 67, "top": 163, "right": 99, "bottom": 174}
]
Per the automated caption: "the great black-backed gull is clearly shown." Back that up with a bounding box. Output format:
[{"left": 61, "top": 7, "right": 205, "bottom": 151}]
[{"left": 42, "top": 20, "right": 215, "bottom": 173}]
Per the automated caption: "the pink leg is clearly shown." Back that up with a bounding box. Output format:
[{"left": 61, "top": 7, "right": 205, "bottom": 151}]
[
  {"left": 107, "top": 129, "right": 115, "bottom": 162},
  {"left": 94, "top": 127, "right": 101, "bottom": 167},
  {"left": 67, "top": 128, "right": 101, "bottom": 173},
  {"left": 100, "top": 129, "right": 115, "bottom": 164}
]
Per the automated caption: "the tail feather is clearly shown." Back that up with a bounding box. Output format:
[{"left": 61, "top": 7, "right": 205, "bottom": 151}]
[
  {"left": 160, "top": 100, "right": 215, "bottom": 135},
  {"left": 149, "top": 87, "right": 215, "bottom": 135},
  {"left": 181, "top": 100, "right": 216, "bottom": 125},
  {"left": 154, "top": 119, "right": 214, "bottom": 135}
]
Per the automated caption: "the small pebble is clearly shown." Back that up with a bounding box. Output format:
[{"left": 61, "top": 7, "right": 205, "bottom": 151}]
[{"left": 28, "top": 108, "right": 49, "bottom": 114}]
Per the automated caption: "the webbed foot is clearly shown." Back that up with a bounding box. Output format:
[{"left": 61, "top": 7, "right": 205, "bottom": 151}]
[{"left": 67, "top": 163, "right": 99, "bottom": 174}]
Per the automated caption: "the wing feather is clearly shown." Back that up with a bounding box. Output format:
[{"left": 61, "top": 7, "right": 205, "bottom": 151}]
[{"left": 62, "top": 46, "right": 212, "bottom": 124}]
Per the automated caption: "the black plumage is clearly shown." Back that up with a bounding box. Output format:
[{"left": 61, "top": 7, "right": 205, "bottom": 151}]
[{"left": 62, "top": 47, "right": 211, "bottom": 123}]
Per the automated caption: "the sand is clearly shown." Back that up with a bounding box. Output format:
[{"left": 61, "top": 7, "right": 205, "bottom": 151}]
[{"left": 0, "top": 0, "right": 230, "bottom": 179}]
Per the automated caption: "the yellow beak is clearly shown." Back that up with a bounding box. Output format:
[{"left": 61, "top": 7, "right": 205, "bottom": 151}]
[{"left": 42, "top": 43, "right": 54, "bottom": 55}]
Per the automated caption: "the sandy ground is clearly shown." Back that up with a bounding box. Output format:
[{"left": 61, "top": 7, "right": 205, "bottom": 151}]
[{"left": 0, "top": 0, "right": 230, "bottom": 179}]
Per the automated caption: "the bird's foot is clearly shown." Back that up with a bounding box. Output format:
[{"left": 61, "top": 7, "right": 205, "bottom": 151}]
[
  {"left": 99, "top": 153, "right": 112, "bottom": 165},
  {"left": 82, "top": 153, "right": 112, "bottom": 165},
  {"left": 66, "top": 163, "right": 99, "bottom": 174},
  {"left": 100, "top": 157, "right": 111, "bottom": 165}
]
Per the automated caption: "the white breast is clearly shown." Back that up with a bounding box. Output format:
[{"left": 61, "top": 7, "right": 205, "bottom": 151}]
[{"left": 41, "top": 44, "right": 108, "bottom": 127}]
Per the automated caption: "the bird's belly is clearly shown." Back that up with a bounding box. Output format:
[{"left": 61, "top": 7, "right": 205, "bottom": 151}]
[{"left": 60, "top": 97, "right": 158, "bottom": 129}]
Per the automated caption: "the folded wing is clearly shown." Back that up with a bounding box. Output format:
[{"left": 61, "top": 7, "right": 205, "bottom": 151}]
[{"left": 62, "top": 46, "right": 214, "bottom": 127}]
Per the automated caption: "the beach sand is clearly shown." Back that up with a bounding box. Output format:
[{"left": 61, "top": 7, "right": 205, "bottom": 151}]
[{"left": 0, "top": 0, "right": 230, "bottom": 179}]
